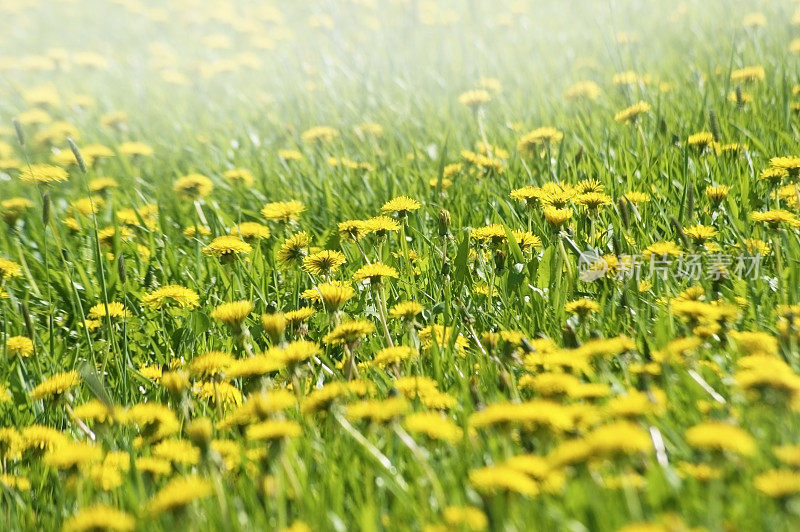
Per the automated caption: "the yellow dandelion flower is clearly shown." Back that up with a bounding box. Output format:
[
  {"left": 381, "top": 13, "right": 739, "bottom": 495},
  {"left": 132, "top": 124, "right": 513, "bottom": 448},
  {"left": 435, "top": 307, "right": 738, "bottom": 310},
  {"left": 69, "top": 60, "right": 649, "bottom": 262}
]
[
  {"left": 261, "top": 200, "right": 305, "bottom": 222},
  {"left": 261, "top": 312, "right": 287, "bottom": 340},
  {"left": 246, "top": 420, "right": 302, "bottom": 441},
  {"left": 468, "top": 465, "right": 538, "bottom": 496},
  {"left": 751, "top": 209, "right": 799, "bottom": 228},
  {"left": 517, "top": 127, "right": 563, "bottom": 155},
  {"left": 372, "top": 346, "right": 418, "bottom": 368},
  {"left": 564, "top": 80, "right": 601, "bottom": 101},
  {"left": 643, "top": 241, "right": 682, "bottom": 257},
  {"left": 323, "top": 320, "right": 376, "bottom": 345},
  {"left": 381, "top": 196, "right": 421, "bottom": 216},
  {"left": 625, "top": 191, "right": 651, "bottom": 204},
  {"left": 754, "top": 469, "right": 800, "bottom": 498},
  {"left": 353, "top": 262, "right": 398, "bottom": 285},
  {"left": 226, "top": 355, "right": 286, "bottom": 379},
  {"left": 301, "top": 126, "right": 338, "bottom": 143},
  {"left": 0, "top": 428, "right": 23, "bottom": 460},
  {"left": 2, "top": 197, "right": 34, "bottom": 223},
  {"left": 122, "top": 403, "right": 180, "bottom": 442},
  {"left": 21, "top": 425, "right": 68, "bottom": 452},
  {"left": 442, "top": 506, "right": 488, "bottom": 531},
  {"left": 142, "top": 285, "right": 200, "bottom": 310},
  {"left": 284, "top": 307, "right": 316, "bottom": 325},
  {"left": 277, "top": 231, "right": 311, "bottom": 266},
  {"left": 30, "top": 371, "right": 80, "bottom": 400},
  {"left": 472, "top": 224, "right": 507, "bottom": 244},
  {"left": 88, "top": 177, "right": 119, "bottom": 194},
  {"left": 43, "top": 441, "right": 102, "bottom": 469},
  {"left": 303, "top": 250, "right": 346, "bottom": 276},
  {"left": 760, "top": 167, "right": 789, "bottom": 183},
  {"left": 188, "top": 351, "right": 235, "bottom": 378},
  {"left": 0, "top": 258, "right": 22, "bottom": 280},
  {"left": 543, "top": 206, "right": 573, "bottom": 226},
  {"left": 270, "top": 340, "right": 321, "bottom": 365},
  {"left": 173, "top": 173, "right": 213, "bottom": 199},
  {"left": 683, "top": 224, "right": 718, "bottom": 242},
  {"left": 0, "top": 474, "right": 30, "bottom": 491},
  {"left": 614, "top": 101, "right": 651, "bottom": 123},
  {"left": 775, "top": 445, "right": 800, "bottom": 466},
  {"left": 63, "top": 504, "right": 135, "bottom": 532},
  {"left": 576, "top": 192, "right": 612, "bottom": 210},
  {"left": 705, "top": 185, "right": 730, "bottom": 202},
  {"left": 223, "top": 168, "right": 255, "bottom": 187},
  {"left": 194, "top": 381, "right": 243, "bottom": 406},
  {"left": 676, "top": 461, "right": 721, "bottom": 482},
  {"left": 458, "top": 89, "right": 491, "bottom": 108},
  {"left": 338, "top": 220, "right": 368, "bottom": 240},
  {"left": 73, "top": 399, "right": 116, "bottom": 424},
  {"left": 390, "top": 301, "right": 424, "bottom": 320},
  {"left": 210, "top": 300, "right": 253, "bottom": 325},
  {"left": 354, "top": 122, "right": 384, "bottom": 136},
  {"left": 5, "top": 335, "right": 33, "bottom": 357},
  {"left": 135, "top": 457, "right": 172, "bottom": 477},
  {"left": 87, "top": 302, "right": 129, "bottom": 320},
  {"left": 346, "top": 397, "right": 409, "bottom": 422},
  {"left": 278, "top": 149, "right": 304, "bottom": 161},
  {"left": 685, "top": 422, "right": 755, "bottom": 456},
  {"left": 299, "top": 381, "right": 367, "bottom": 413},
  {"left": 203, "top": 235, "right": 253, "bottom": 258},
  {"left": 564, "top": 298, "right": 600, "bottom": 316},
  {"left": 363, "top": 216, "right": 401, "bottom": 235},
  {"left": 19, "top": 164, "right": 68, "bottom": 185},
  {"left": 403, "top": 412, "right": 463, "bottom": 443},
  {"left": 730, "top": 65, "right": 765, "bottom": 83},
  {"left": 184, "top": 225, "right": 211, "bottom": 238},
  {"left": 419, "top": 324, "right": 469, "bottom": 353},
  {"left": 152, "top": 439, "right": 201, "bottom": 465},
  {"left": 231, "top": 221, "right": 271, "bottom": 240},
  {"left": 147, "top": 476, "right": 212, "bottom": 515},
  {"left": 469, "top": 400, "right": 573, "bottom": 431},
  {"left": 770, "top": 156, "right": 800, "bottom": 175},
  {"left": 687, "top": 132, "right": 715, "bottom": 147},
  {"left": 303, "top": 282, "right": 355, "bottom": 311}
]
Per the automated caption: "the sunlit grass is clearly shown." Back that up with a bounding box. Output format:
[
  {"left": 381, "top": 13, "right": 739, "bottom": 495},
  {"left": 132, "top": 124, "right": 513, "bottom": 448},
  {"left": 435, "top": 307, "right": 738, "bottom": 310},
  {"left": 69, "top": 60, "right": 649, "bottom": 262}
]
[{"left": 1, "top": 0, "right": 800, "bottom": 530}]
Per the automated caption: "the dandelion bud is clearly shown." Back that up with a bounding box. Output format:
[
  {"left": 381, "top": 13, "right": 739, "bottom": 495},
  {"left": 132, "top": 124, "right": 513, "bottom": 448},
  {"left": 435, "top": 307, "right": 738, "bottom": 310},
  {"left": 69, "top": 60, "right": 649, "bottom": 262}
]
[
  {"left": 440, "top": 260, "right": 451, "bottom": 277},
  {"left": 686, "top": 186, "right": 695, "bottom": 217},
  {"left": 494, "top": 249, "right": 506, "bottom": 272},
  {"left": 161, "top": 370, "right": 190, "bottom": 395},
  {"left": 67, "top": 138, "right": 88, "bottom": 173},
  {"left": 437, "top": 209, "right": 451, "bottom": 237},
  {"left": 261, "top": 312, "right": 286, "bottom": 343},
  {"left": 12, "top": 118, "right": 25, "bottom": 146},
  {"left": 41, "top": 193, "right": 51, "bottom": 226}
]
